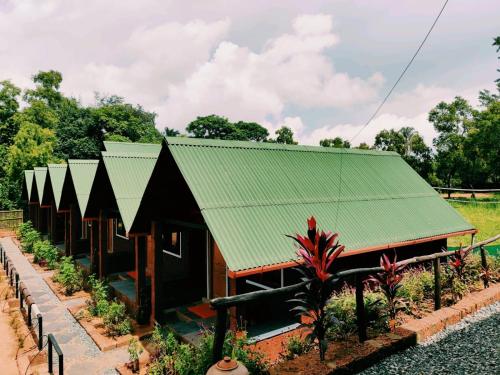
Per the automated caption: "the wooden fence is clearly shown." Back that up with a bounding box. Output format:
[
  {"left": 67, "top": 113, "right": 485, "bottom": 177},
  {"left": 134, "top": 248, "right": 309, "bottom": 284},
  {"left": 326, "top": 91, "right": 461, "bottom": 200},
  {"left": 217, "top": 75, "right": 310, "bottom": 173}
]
[
  {"left": 0, "top": 210, "right": 23, "bottom": 230},
  {"left": 209, "top": 234, "right": 500, "bottom": 363}
]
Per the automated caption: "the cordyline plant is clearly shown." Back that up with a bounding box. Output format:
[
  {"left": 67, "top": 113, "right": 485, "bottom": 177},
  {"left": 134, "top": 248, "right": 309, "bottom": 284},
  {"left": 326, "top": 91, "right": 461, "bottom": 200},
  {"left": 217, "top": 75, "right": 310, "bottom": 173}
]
[
  {"left": 448, "top": 245, "right": 471, "bottom": 282},
  {"left": 287, "top": 216, "right": 345, "bottom": 361},
  {"left": 368, "top": 253, "right": 406, "bottom": 322}
]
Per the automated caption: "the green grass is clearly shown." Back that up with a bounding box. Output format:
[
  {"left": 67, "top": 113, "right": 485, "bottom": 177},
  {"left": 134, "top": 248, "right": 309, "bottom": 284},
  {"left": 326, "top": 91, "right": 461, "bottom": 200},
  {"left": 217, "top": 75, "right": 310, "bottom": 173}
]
[{"left": 448, "top": 201, "right": 500, "bottom": 247}]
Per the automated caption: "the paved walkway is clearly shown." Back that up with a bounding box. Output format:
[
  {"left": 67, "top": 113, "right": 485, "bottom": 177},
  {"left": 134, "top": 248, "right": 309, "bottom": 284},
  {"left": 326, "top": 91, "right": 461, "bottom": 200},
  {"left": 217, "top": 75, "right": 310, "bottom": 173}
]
[{"left": 1, "top": 237, "right": 128, "bottom": 375}]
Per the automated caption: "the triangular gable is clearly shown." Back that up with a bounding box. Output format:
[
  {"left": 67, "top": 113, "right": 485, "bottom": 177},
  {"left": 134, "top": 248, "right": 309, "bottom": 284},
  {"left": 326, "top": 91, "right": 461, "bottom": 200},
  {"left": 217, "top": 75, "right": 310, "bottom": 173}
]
[
  {"left": 101, "top": 151, "right": 159, "bottom": 233},
  {"left": 47, "top": 164, "right": 67, "bottom": 210},
  {"left": 67, "top": 160, "right": 99, "bottom": 216},
  {"left": 23, "top": 170, "right": 34, "bottom": 201},
  {"left": 34, "top": 167, "right": 47, "bottom": 204}
]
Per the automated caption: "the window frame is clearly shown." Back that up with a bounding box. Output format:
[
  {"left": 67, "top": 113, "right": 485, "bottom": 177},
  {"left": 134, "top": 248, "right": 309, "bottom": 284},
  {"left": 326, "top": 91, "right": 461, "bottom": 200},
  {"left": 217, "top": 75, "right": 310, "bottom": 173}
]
[
  {"left": 162, "top": 230, "right": 182, "bottom": 258},
  {"left": 114, "top": 217, "right": 128, "bottom": 240}
]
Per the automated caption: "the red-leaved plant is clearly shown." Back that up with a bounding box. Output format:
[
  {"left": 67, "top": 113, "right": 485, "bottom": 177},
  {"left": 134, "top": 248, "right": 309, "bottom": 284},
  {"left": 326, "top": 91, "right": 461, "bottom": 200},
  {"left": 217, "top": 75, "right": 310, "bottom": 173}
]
[
  {"left": 448, "top": 246, "right": 471, "bottom": 282},
  {"left": 368, "top": 253, "right": 406, "bottom": 323},
  {"left": 288, "top": 216, "right": 345, "bottom": 361}
]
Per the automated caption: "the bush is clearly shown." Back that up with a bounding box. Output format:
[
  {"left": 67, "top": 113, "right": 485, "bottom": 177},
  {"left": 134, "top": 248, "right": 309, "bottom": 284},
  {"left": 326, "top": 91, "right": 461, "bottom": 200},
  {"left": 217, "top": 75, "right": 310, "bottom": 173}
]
[
  {"left": 87, "top": 274, "right": 109, "bottom": 316},
  {"left": 399, "top": 267, "right": 434, "bottom": 304},
  {"left": 53, "top": 256, "right": 84, "bottom": 295},
  {"left": 327, "top": 287, "right": 387, "bottom": 341},
  {"left": 282, "top": 335, "right": 311, "bottom": 360},
  {"left": 33, "top": 240, "right": 59, "bottom": 269},
  {"left": 20, "top": 229, "right": 40, "bottom": 253},
  {"left": 17, "top": 221, "right": 34, "bottom": 239},
  {"left": 147, "top": 325, "right": 268, "bottom": 375},
  {"left": 103, "top": 301, "right": 132, "bottom": 336}
]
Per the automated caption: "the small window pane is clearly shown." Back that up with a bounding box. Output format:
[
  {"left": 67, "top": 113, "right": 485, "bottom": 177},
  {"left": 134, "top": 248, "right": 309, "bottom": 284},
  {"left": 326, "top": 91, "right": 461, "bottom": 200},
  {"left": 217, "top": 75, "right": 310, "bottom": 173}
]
[{"left": 162, "top": 229, "right": 181, "bottom": 258}]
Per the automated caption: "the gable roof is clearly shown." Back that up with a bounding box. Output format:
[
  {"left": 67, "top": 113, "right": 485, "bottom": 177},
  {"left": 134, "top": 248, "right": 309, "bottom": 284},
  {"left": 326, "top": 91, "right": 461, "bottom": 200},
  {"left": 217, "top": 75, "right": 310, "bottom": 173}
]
[
  {"left": 34, "top": 167, "right": 47, "bottom": 204},
  {"left": 68, "top": 160, "right": 99, "bottom": 216},
  {"left": 101, "top": 151, "right": 159, "bottom": 232},
  {"left": 47, "top": 164, "right": 67, "bottom": 210},
  {"left": 164, "top": 137, "right": 475, "bottom": 272},
  {"left": 23, "top": 170, "right": 34, "bottom": 201},
  {"left": 103, "top": 141, "right": 162, "bottom": 154}
]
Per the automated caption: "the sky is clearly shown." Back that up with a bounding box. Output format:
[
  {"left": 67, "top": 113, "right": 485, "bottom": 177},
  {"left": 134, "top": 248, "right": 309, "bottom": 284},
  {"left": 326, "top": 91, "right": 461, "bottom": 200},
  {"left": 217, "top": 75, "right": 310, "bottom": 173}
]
[{"left": 0, "top": 0, "right": 498, "bottom": 146}]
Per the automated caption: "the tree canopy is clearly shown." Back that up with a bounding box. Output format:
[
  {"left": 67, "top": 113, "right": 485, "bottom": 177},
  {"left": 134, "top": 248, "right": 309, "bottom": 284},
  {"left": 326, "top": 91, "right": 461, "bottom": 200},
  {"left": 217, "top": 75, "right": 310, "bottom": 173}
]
[{"left": 186, "top": 115, "right": 269, "bottom": 141}]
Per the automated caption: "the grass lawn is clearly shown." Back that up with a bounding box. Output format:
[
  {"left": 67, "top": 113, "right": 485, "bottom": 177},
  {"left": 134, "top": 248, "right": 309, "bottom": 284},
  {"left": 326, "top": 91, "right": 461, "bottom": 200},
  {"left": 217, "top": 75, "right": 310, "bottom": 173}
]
[{"left": 448, "top": 200, "right": 500, "bottom": 247}]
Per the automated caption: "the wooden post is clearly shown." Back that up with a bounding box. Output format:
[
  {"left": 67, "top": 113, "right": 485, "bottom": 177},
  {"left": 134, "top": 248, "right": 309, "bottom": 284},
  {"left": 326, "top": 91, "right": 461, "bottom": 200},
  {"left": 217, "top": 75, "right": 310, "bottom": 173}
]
[
  {"left": 212, "top": 307, "right": 227, "bottom": 364},
  {"left": 433, "top": 258, "right": 441, "bottom": 310},
  {"left": 355, "top": 274, "right": 367, "bottom": 342},
  {"left": 480, "top": 245, "right": 489, "bottom": 288},
  {"left": 135, "top": 235, "right": 147, "bottom": 324}
]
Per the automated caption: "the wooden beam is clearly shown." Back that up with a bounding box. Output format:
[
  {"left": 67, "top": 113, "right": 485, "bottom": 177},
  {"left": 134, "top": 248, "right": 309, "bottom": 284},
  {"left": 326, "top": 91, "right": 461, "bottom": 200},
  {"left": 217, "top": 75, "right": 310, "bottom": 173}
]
[{"left": 433, "top": 258, "right": 441, "bottom": 310}]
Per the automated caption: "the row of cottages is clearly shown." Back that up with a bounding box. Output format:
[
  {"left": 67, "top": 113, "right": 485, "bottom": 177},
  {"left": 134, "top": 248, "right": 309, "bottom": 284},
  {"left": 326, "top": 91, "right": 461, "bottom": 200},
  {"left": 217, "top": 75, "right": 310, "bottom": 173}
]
[{"left": 22, "top": 138, "right": 476, "bottom": 338}]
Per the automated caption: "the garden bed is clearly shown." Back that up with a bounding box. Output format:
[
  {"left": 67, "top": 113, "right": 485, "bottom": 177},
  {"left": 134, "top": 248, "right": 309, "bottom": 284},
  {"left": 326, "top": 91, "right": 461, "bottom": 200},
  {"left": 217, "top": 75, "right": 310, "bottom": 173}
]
[
  {"left": 44, "top": 275, "right": 89, "bottom": 301},
  {"left": 68, "top": 303, "right": 153, "bottom": 351},
  {"left": 271, "top": 283, "right": 500, "bottom": 374}
]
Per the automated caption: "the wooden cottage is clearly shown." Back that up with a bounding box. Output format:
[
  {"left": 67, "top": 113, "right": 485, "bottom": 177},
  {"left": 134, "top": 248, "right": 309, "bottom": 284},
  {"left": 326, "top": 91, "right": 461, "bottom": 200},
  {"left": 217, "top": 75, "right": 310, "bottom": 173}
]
[
  {"left": 21, "top": 170, "right": 36, "bottom": 225},
  {"left": 128, "top": 137, "right": 475, "bottom": 335}
]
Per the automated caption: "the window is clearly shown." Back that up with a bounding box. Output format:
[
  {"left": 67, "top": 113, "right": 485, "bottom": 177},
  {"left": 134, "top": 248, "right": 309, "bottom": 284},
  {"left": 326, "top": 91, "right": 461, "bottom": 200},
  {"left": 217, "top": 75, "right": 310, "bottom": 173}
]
[
  {"left": 114, "top": 218, "right": 128, "bottom": 239},
  {"left": 162, "top": 230, "right": 182, "bottom": 258}
]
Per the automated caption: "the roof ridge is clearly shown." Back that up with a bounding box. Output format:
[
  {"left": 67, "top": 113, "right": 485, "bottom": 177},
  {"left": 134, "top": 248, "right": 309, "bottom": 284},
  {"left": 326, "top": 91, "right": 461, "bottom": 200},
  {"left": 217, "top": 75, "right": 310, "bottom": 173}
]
[
  {"left": 101, "top": 151, "right": 159, "bottom": 158},
  {"left": 165, "top": 137, "right": 398, "bottom": 156}
]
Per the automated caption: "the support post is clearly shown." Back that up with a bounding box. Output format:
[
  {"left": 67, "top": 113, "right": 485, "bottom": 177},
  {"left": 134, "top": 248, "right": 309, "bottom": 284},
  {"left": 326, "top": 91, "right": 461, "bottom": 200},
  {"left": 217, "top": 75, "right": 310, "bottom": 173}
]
[
  {"left": 433, "top": 258, "right": 441, "bottom": 310},
  {"left": 38, "top": 315, "right": 43, "bottom": 351},
  {"left": 212, "top": 307, "right": 228, "bottom": 364},
  {"left": 15, "top": 273, "right": 19, "bottom": 298},
  {"left": 480, "top": 245, "right": 489, "bottom": 288},
  {"left": 355, "top": 274, "right": 367, "bottom": 342}
]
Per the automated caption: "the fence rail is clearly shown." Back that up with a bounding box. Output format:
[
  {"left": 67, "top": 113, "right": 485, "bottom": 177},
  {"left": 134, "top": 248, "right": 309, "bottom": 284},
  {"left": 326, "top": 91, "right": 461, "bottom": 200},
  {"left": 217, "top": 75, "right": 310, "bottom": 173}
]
[
  {"left": 0, "top": 210, "right": 23, "bottom": 230},
  {"left": 209, "top": 234, "right": 500, "bottom": 363}
]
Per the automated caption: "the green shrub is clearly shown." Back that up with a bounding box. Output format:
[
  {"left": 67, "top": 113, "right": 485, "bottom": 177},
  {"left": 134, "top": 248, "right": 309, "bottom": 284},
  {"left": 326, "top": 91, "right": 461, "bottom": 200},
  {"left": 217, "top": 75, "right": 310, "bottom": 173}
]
[
  {"left": 21, "top": 229, "right": 40, "bottom": 253},
  {"left": 53, "top": 256, "right": 84, "bottom": 295},
  {"left": 103, "top": 301, "right": 132, "bottom": 336},
  {"left": 87, "top": 274, "right": 109, "bottom": 316},
  {"left": 326, "top": 287, "right": 387, "bottom": 341},
  {"left": 282, "top": 335, "right": 311, "bottom": 360},
  {"left": 399, "top": 268, "right": 434, "bottom": 304},
  {"left": 33, "top": 240, "right": 59, "bottom": 269},
  {"left": 17, "top": 221, "right": 34, "bottom": 239},
  {"left": 147, "top": 325, "right": 268, "bottom": 375}
]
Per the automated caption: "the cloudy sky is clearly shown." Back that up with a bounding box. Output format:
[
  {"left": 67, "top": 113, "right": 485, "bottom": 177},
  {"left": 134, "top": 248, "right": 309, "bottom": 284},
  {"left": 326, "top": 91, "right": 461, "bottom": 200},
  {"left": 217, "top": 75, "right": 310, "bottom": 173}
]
[{"left": 1, "top": 0, "right": 498, "bottom": 146}]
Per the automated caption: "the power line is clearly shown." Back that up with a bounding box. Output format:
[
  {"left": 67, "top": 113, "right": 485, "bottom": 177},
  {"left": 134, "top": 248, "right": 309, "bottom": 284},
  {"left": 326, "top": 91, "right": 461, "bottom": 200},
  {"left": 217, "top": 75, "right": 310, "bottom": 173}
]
[{"left": 350, "top": 0, "right": 450, "bottom": 143}]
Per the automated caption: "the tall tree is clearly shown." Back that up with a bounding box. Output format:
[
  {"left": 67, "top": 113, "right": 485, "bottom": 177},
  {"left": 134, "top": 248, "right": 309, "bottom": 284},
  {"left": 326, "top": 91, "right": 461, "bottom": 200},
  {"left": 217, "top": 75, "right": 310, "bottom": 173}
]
[
  {"left": 186, "top": 115, "right": 269, "bottom": 141},
  {"left": 274, "top": 126, "right": 297, "bottom": 144},
  {"left": 356, "top": 142, "right": 371, "bottom": 150},
  {"left": 0, "top": 80, "right": 21, "bottom": 146},
  {"left": 319, "top": 137, "right": 351, "bottom": 148}
]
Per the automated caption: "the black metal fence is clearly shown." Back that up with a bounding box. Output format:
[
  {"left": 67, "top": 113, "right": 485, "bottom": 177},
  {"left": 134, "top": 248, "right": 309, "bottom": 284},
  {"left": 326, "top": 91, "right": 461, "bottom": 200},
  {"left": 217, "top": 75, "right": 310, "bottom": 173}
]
[
  {"left": 0, "top": 244, "right": 63, "bottom": 374},
  {"left": 209, "top": 234, "right": 499, "bottom": 363}
]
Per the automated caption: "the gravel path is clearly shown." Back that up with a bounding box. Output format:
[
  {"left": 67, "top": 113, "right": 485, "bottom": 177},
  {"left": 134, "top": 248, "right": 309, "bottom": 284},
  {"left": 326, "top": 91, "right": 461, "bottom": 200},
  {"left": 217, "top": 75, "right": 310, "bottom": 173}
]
[
  {"left": 1, "top": 237, "right": 128, "bottom": 374},
  {"left": 360, "top": 302, "right": 500, "bottom": 375}
]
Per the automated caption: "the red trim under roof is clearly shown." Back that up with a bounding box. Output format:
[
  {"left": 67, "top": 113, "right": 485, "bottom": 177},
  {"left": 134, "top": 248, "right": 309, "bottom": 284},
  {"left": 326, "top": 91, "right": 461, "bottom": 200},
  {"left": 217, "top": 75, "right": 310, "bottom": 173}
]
[{"left": 227, "top": 229, "right": 477, "bottom": 278}]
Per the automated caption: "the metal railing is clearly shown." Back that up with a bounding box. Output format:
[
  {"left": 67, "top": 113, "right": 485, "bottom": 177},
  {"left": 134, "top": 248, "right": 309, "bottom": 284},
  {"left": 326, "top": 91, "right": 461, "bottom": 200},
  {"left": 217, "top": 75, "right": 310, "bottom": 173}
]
[
  {"left": 209, "top": 234, "right": 500, "bottom": 363},
  {"left": 48, "top": 333, "right": 64, "bottom": 375}
]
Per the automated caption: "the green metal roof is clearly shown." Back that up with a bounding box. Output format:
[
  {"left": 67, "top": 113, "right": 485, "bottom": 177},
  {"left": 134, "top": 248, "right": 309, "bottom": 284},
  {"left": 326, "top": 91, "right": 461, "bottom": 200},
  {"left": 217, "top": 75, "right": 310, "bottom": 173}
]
[
  {"left": 34, "top": 167, "right": 47, "bottom": 204},
  {"left": 101, "top": 151, "right": 159, "bottom": 233},
  {"left": 47, "top": 164, "right": 67, "bottom": 210},
  {"left": 103, "top": 141, "right": 162, "bottom": 154},
  {"left": 165, "top": 137, "right": 475, "bottom": 272},
  {"left": 68, "top": 160, "right": 99, "bottom": 216},
  {"left": 24, "top": 170, "right": 34, "bottom": 201}
]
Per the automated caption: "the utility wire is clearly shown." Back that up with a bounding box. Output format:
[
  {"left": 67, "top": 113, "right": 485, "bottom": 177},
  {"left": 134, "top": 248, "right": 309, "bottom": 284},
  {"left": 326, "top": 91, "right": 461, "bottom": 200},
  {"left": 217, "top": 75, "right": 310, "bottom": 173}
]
[{"left": 350, "top": 0, "right": 450, "bottom": 143}]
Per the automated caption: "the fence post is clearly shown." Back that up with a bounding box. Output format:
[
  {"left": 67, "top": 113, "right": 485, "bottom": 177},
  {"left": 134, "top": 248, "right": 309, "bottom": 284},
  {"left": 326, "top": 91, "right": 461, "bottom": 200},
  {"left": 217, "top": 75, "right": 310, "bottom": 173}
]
[
  {"left": 480, "top": 245, "right": 489, "bottom": 288},
  {"left": 433, "top": 258, "right": 441, "bottom": 310},
  {"left": 38, "top": 314, "right": 43, "bottom": 351},
  {"left": 15, "top": 273, "right": 19, "bottom": 298},
  {"left": 48, "top": 335, "right": 53, "bottom": 374},
  {"left": 355, "top": 274, "right": 367, "bottom": 342},
  {"left": 212, "top": 307, "right": 228, "bottom": 364}
]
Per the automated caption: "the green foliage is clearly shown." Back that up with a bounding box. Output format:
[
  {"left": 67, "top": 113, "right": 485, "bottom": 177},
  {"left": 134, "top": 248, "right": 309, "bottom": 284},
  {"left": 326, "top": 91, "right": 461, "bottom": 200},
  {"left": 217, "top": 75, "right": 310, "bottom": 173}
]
[
  {"left": 147, "top": 325, "right": 268, "bottom": 375},
  {"left": 274, "top": 126, "right": 297, "bottom": 144},
  {"left": 20, "top": 228, "right": 40, "bottom": 253},
  {"left": 320, "top": 137, "right": 351, "bottom": 148},
  {"left": 87, "top": 274, "right": 110, "bottom": 316},
  {"left": 103, "top": 301, "right": 132, "bottom": 336},
  {"left": 326, "top": 288, "right": 387, "bottom": 341},
  {"left": 0, "top": 80, "right": 21, "bottom": 146},
  {"left": 282, "top": 335, "right": 311, "bottom": 360},
  {"left": 399, "top": 268, "right": 434, "bottom": 304},
  {"left": 128, "top": 337, "right": 143, "bottom": 362},
  {"left": 17, "top": 221, "right": 34, "bottom": 239},
  {"left": 53, "top": 256, "right": 84, "bottom": 295},
  {"left": 33, "top": 240, "right": 59, "bottom": 269},
  {"left": 186, "top": 114, "right": 269, "bottom": 141}
]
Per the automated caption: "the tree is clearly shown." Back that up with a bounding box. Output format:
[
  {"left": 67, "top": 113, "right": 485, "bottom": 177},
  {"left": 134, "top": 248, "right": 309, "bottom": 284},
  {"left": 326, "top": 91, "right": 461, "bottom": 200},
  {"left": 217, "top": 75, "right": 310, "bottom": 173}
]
[
  {"left": 319, "top": 137, "right": 351, "bottom": 148},
  {"left": 186, "top": 115, "right": 269, "bottom": 141},
  {"left": 374, "top": 127, "right": 433, "bottom": 181},
  {"left": 274, "top": 126, "right": 297, "bottom": 144},
  {"left": 356, "top": 142, "right": 370, "bottom": 150},
  {"left": 163, "top": 127, "right": 180, "bottom": 137},
  {"left": 24, "top": 70, "right": 63, "bottom": 109},
  {"left": 0, "top": 80, "right": 21, "bottom": 146}
]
